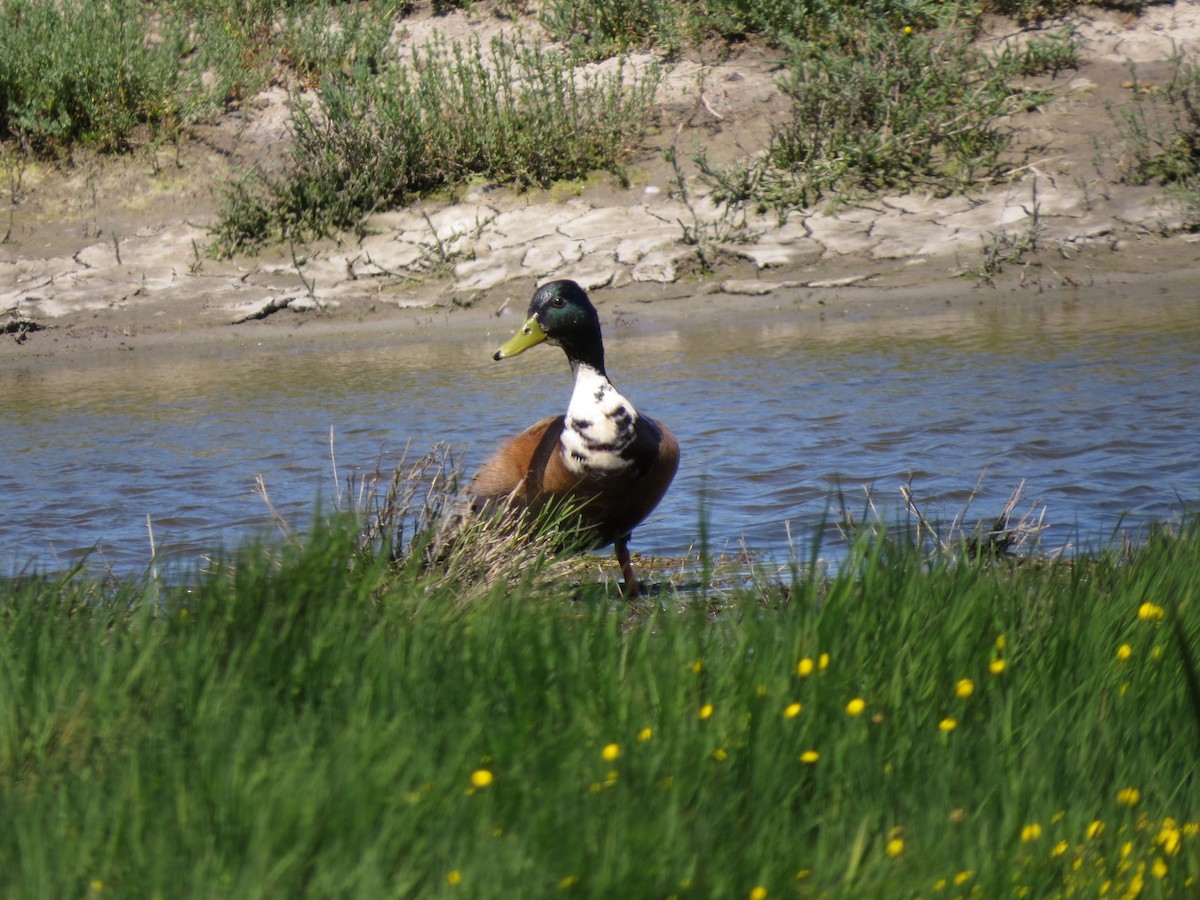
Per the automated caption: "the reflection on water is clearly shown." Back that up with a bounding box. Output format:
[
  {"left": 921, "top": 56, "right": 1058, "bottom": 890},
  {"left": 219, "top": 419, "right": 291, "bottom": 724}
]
[{"left": 3, "top": 292, "right": 1199, "bottom": 576}]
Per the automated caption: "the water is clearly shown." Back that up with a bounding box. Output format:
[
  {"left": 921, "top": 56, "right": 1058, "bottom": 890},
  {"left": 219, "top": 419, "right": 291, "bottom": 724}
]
[{"left": 3, "top": 291, "right": 1199, "bottom": 576}]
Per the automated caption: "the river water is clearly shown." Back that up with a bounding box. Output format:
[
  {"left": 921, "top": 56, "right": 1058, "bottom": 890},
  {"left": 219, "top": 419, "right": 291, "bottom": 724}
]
[{"left": 3, "top": 290, "right": 1199, "bottom": 578}]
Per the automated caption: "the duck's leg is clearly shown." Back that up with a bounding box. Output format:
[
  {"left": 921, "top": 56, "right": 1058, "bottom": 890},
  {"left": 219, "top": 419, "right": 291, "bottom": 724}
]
[{"left": 615, "top": 537, "right": 639, "bottom": 599}]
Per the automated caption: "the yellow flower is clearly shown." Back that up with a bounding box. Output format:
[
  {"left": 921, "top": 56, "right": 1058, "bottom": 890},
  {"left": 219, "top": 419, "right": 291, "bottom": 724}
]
[
  {"left": 90, "top": 882, "right": 104, "bottom": 893},
  {"left": 784, "top": 702, "right": 802, "bottom": 719},
  {"left": 1021, "top": 823, "right": 1043, "bottom": 842},
  {"left": 995, "top": 634, "right": 1007, "bottom": 651},
  {"left": 1157, "top": 824, "right": 1182, "bottom": 855},
  {"left": 846, "top": 698, "right": 866, "bottom": 717},
  {"left": 691, "top": 659, "right": 704, "bottom": 674},
  {"left": 903, "top": 25, "right": 913, "bottom": 35},
  {"left": 470, "top": 769, "right": 494, "bottom": 789},
  {"left": 939, "top": 717, "right": 957, "bottom": 732},
  {"left": 955, "top": 678, "right": 975, "bottom": 698},
  {"left": 1052, "top": 840, "right": 1069, "bottom": 857},
  {"left": 1138, "top": 602, "right": 1165, "bottom": 621},
  {"left": 953, "top": 870, "right": 972, "bottom": 885},
  {"left": 749, "top": 887, "right": 768, "bottom": 900},
  {"left": 447, "top": 870, "right": 463, "bottom": 886},
  {"left": 1117, "top": 643, "right": 1133, "bottom": 661},
  {"left": 989, "top": 659, "right": 1006, "bottom": 675},
  {"left": 1152, "top": 858, "right": 1169, "bottom": 879},
  {"left": 699, "top": 704, "right": 714, "bottom": 720},
  {"left": 1117, "top": 787, "right": 1141, "bottom": 806},
  {"left": 933, "top": 878, "right": 948, "bottom": 890},
  {"left": 800, "top": 750, "right": 820, "bottom": 764},
  {"left": 886, "top": 838, "right": 904, "bottom": 857},
  {"left": 601, "top": 743, "right": 621, "bottom": 762},
  {"left": 713, "top": 747, "right": 728, "bottom": 762},
  {"left": 797, "top": 658, "right": 815, "bottom": 677},
  {"left": 558, "top": 875, "right": 580, "bottom": 889},
  {"left": 637, "top": 727, "right": 653, "bottom": 742},
  {"left": 1086, "top": 820, "right": 1105, "bottom": 840},
  {"left": 818, "top": 653, "right": 830, "bottom": 670}
]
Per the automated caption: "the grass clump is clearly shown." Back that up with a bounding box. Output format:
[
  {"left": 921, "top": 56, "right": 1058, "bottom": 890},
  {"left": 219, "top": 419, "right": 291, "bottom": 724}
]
[
  {"left": 700, "top": 7, "right": 1081, "bottom": 214},
  {"left": 212, "top": 34, "right": 659, "bottom": 255},
  {"left": 2, "top": 496, "right": 1200, "bottom": 896},
  {"left": 1110, "top": 55, "right": 1200, "bottom": 229},
  {"left": 0, "top": 0, "right": 195, "bottom": 153}
]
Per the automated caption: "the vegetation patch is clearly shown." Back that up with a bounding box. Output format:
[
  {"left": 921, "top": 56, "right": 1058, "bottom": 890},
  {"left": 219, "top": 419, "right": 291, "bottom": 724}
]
[
  {"left": 211, "top": 34, "right": 659, "bottom": 255},
  {"left": 2, "top": 489, "right": 1198, "bottom": 896},
  {"left": 1110, "top": 55, "right": 1200, "bottom": 230}
]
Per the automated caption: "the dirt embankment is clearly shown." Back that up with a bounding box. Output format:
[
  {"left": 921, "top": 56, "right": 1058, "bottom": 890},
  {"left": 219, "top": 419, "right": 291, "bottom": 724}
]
[{"left": 2, "top": 3, "right": 1200, "bottom": 362}]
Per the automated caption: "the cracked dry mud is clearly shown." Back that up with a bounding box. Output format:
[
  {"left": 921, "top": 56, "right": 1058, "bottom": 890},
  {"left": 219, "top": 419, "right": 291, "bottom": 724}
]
[{"left": 2, "top": 3, "right": 1200, "bottom": 360}]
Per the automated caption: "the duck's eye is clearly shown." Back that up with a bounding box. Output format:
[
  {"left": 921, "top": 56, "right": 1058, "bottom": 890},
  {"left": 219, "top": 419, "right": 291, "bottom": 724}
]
[{"left": 552, "top": 296, "right": 566, "bottom": 308}]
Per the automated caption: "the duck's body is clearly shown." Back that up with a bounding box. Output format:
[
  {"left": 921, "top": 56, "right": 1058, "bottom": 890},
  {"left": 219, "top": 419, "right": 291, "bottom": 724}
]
[{"left": 465, "top": 280, "right": 679, "bottom": 597}]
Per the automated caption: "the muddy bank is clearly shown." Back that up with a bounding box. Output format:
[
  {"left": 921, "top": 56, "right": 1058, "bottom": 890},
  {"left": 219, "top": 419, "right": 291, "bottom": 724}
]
[{"left": 3, "top": 3, "right": 1200, "bottom": 365}]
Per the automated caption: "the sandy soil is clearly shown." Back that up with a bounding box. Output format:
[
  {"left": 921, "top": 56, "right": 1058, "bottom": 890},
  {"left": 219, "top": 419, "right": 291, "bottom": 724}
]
[{"left": 2, "top": 2, "right": 1200, "bottom": 364}]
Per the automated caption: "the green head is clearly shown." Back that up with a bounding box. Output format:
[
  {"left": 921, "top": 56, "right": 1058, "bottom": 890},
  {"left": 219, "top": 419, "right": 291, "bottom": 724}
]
[{"left": 494, "top": 280, "right": 605, "bottom": 372}]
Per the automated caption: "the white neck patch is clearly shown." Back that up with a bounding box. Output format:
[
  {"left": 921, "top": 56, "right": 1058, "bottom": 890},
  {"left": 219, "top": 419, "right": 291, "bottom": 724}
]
[{"left": 561, "top": 364, "right": 639, "bottom": 474}]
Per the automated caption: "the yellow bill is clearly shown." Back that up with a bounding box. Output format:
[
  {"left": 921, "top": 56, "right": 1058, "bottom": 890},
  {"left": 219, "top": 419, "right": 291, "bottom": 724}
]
[{"left": 494, "top": 314, "right": 548, "bottom": 360}]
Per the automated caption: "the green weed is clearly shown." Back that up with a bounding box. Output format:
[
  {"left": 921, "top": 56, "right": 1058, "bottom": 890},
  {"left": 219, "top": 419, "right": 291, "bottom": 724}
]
[
  {"left": 1110, "top": 56, "right": 1200, "bottom": 230},
  {"left": 211, "top": 34, "right": 659, "bottom": 255}
]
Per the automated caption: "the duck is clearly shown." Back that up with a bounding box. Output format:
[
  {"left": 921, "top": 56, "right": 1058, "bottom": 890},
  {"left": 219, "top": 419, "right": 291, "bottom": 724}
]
[{"left": 464, "top": 279, "right": 679, "bottom": 598}]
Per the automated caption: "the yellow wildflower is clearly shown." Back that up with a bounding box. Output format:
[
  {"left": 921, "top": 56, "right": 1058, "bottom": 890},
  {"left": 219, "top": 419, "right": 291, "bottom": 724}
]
[
  {"left": 1138, "top": 602, "right": 1165, "bottom": 621},
  {"left": 800, "top": 750, "right": 820, "bottom": 764},
  {"left": 1052, "top": 840, "right": 1069, "bottom": 857},
  {"left": 601, "top": 743, "right": 621, "bottom": 762},
  {"left": 989, "top": 659, "right": 1006, "bottom": 675},
  {"left": 713, "top": 748, "right": 728, "bottom": 762},
  {"left": 953, "top": 870, "right": 972, "bottom": 885},
  {"left": 749, "top": 887, "right": 768, "bottom": 900},
  {"left": 558, "top": 875, "right": 580, "bottom": 889},
  {"left": 1157, "top": 824, "right": 1182, "bottom": 855},
  {"left": 903, "top": 25, "right": 913, "bottom": 35},
  {"left": 1086, "top": 820, "right": 1105, "bottom": 840},
  {"left": 886, "top": 838, "right": 905, "bottom": 857},
  {"left": 1117, "top": 643, "right": 1133, "bottom": 661},
  {"left": 796, "top": 658, "right": 814, "bottom": 677},
  {"left": 1021, "top": 823, "right": 1042, "bottom": 842},
  {"left": 447, "top": 870, "right": 462, "bottom": 886},
  {"left": 955, "top": 678, "right": 975, "bottom": 698},
  {"left": 784, "top": 702, "right": 802, "bottom": 719},
  {"left": 995, "top": 634, "right": 1007, "bottom": 651},
  {"left": 637, "top": 727, "right": 653, "bottom": 742},
  {"left": 1117, "top": 787, "right": 1141, "bottom": 806},
  {"left": 939, "top": 717, "right": 957, "bottom": 732},
  {"left": 1152, "top": 858, "right": 1169, "bottom": 879},
  {"left": 90, "top": 882, "right": 104, "bottom": 893},
  {"left": 846, "top": 698, "right": 866, "bottom": 717},
  {"left": 691, "top": 659, "right": 704, "bottom": 674},
  {"left": 818, "top": 652, "right": 830, "bottom": 670},
  {"left": 699, "top": 704, "right": 714, "bottom": 720},
  {"left": 470, "top": 769, "right": 494, "bottom": 789}
]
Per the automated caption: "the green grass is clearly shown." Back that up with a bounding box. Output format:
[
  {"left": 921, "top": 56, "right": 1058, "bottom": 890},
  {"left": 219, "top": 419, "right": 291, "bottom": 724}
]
[{"left": 2, "top": 510, "right": 1199, "bottom": 897}]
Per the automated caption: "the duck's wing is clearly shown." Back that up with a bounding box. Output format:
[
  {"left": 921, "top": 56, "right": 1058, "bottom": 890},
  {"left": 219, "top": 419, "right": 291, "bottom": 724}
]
[{"left": 464, "top": 415, "right": 566, "bottom": 506}]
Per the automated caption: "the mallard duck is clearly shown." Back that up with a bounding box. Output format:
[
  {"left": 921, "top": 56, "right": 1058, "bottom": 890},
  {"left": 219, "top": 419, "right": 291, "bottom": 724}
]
[{"left": 465, "top": 280, "right": 679, "bottom": 597}]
